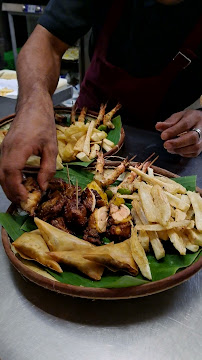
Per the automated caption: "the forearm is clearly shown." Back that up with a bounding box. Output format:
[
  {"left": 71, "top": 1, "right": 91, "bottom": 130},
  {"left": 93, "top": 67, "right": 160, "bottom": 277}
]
[{"left": 16, "top": 24, "right": 68, "bottom": 112}]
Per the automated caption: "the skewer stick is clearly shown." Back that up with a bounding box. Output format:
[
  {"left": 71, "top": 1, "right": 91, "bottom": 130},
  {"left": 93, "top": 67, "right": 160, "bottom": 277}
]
[
  {"left": 129, "top": 154, "right": 137, "bottom": 163},
  {"left": 149, "top": 155, "right": 159, "bottom": 167},
  {"left": 76, "top": 179, "right": 79, "bottom": 210},
  {"left": 66, "top": 164, "right": 71, "bottom": 184},
  {"left": 141, "top": 152, "right": 156, "bottom": 165}
]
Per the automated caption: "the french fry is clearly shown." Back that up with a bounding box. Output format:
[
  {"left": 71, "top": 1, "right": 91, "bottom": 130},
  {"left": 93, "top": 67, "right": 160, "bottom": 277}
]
[
  {"left": 91, "top": 130, "right": 107, "bottom": 142},
  {"left": 56, "top": 130, "right": 66, "bottom": 141},
  {"left": 57, "top": 140, "right": 66, "bottom": 159},
  {"left": 186, "top": 206, "right": 195, "bottom": 220},
  {"left": 179, "top": 231, "right": 199, "bottom": 253},
  {"left": 129, "top": 167, "right": 186, "bottom": 194},
  {"left": 129, "top": 227, "right": 152, "bottom": 280},
  {"left": 102, "top": 142, "right": 113, "bottom": 152},
  {"left": 103, "top": 138, "right": 114, "bottom": 147},
  {"left": 147, "top": 167, "right": 154, "bottom": 177},
  {"left": 151, "top": 184, "right": 171, "bottom": 226},
  {"left": 76, "top": 152, "right": 91, "bottom": 162},
  {"left": 139, "top": 182, "right": 157, "bottom": 222},
  {"left": 62, "top": 143, "right": 76, "bottom": 162},
  {"left": 165, "top": 191, "right": 190, "bottom": 212},
  {"left": 167, "top": 230, "right": 186, "bottom": 255},
  {"left": 132, "top": 199, "right": 148, "bottom": 225},
  {"left": 132, "top": 179, "right": 142, "bottom": 190},
  {"left": 158, "top": 230, "right": 169, "bottom": 241},
  {"left": 139, "top": 231, "right": 150, "bottom": 252},
  {"left": 135, "top": 220, "right": 194, "bottom": 231},
  {"left": 149, "top": 231, "right": 165, "bottom": 260},
  {"left": 174, "top": 209, "right": 187, "bottom": 222},
  {"left": 187, "top": 191, "right": 202, "bottom": 231},
  {"left": 83, "top": 120, "right": 96, "bottom": 156},
  {"left": 74, "top": 134, "right": 86, "bottom": 152},
  {"left": 56, "top": 124, "right": 66, "bottom": 133},
  {"left": 89, "top": 144, "right": 100, "bottom": 160},
  {"left": 186, "top": 229, "right": 202, "bottom": 246},
  {"left": 154, "top": 176, "right": 187, "bottom": 194}
]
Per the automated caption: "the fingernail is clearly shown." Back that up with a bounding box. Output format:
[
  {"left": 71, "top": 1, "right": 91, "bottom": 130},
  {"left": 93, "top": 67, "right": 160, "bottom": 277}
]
[
  {"left": 164, "top": 142, "right": 172, "bottom": 151},
  {"left": 161, "top": 133, "right": 168, "bottom": 140}
]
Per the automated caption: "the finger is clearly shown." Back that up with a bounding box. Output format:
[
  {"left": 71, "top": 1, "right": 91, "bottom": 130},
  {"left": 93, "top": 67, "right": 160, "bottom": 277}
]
[
  {"left": 37, "top": 145, "right": 57, "bottom": 191},
  {"left": 0, "top": 147, "right": 33, "bottom": 202},
  {"left": 155, "top": 111, "right": 185, "bottom": 132},
  {"left": 163, "top": 130, "right": 199, "bottom": 151},
  {"left": 167, "top": 141, "right": 202, "bottom": 157},
  {"left": 180, "top": 153, "right": 201, "bottom": 158},
  {"left": 0, "top": 168, "right": 28, "bottom": 203},
  {"left": 160, "top": 112, "right": 198, "bottom": 141}
]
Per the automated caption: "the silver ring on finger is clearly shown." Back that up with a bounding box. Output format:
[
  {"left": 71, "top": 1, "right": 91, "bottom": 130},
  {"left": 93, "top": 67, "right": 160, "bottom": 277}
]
[{"left": 191, "top": 128, "right": 201, "bottom": 140}]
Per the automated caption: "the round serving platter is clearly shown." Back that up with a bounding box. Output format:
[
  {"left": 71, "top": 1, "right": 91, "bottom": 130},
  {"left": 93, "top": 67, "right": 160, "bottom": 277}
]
[
  {"left": 1, "top": 162, "right": 202, "bottom": 300},
  {"left": 0, "top": 107, "right": 125, "bottom": 173}
]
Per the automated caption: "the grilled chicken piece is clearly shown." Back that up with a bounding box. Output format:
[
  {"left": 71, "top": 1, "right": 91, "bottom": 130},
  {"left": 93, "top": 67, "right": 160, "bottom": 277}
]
[
  {"left": 20, "top": 177, "right": 42, "bottom": 216},
  {"left": 48, "top": 178, "right": 77, "bottom": 198},
  {"left": 88, "top": 206, "right": 108, "bottom": 233},
  {"left": 91, "top": 189, "right": 107, "bottom": 208},
  {"left": 51, "top": 217, "right": 71, "bottom": 233},
  {"left": 107, "top": 222, "right": 131, "bottom": 242},
  {"left": 82, "top": 188, "right": 96, "bottom": 212},
  {"left": 110, "top": 204, "right": 130, "bottom": 223},
  {"left": 64, "top": 197, "right": 88, "bottom": 227},
  {"left": 36, "top": 190, "right": 65, "bottom": 221},
  {"left": 83, "top": 227, "right": 101, "bottom": 245}
]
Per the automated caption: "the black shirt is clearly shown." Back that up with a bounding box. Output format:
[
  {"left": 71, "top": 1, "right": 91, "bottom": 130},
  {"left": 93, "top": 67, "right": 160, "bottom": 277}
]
[{"left": 39, "top": 0, "right": 202, "bottom": 77}]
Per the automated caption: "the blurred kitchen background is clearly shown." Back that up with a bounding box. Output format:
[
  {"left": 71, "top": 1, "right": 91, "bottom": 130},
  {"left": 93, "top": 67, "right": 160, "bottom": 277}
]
[{"left": 0, "top": 0, "right": 92, "bottom": 106}]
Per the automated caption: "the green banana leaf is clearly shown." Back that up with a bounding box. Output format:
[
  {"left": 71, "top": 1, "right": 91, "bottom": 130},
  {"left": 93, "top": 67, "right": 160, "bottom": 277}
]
[
  {"left": 107, "top": 116, "right": 122, "bottom": 145},
  {"left": 0, "top": 213, "right": 27, "bottom": 241},
  {"left": 47, "top": 249, "right": 202, "bottom": 288},
  {"left": 172, "top": 175, "right": 197, "bottom": 192},
  {"left": 54, "top": 166, "right": 94, "bottom": 189},
  {"left": 67, "top": 160, "right": 94, "bottom": 167}
]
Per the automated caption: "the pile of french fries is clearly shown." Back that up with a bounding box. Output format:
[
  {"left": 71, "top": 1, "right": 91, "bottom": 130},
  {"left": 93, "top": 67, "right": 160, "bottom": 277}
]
[
  {"left": 0, "top": 119, "right": 115, "bottom": 166},
  {"left": 56, "top": 121, "right": 114, "bottom": 163},
  {"left": 117, "top": 167, "right": 202, "bottom": 280}
]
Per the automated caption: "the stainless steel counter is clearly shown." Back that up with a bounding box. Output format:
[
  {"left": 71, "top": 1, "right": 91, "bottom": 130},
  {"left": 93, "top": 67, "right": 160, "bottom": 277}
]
[{"left": 0, "top": 103, "right": 202, "bottom": 360}]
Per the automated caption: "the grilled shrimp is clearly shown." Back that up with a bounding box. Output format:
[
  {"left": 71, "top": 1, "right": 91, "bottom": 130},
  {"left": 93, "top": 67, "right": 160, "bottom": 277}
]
[
  {"left": 101, "top": 157, "right": 129, "bottom": 187},
  {"left": 94, "top": 150, "right": 105, "bottom": 184},
  {"left": 78, "top": 106, "right": 87, "bottom": 122},
  {"left": 95, "top": 103, "right": 107, "bottom": 127},
  {"left": 70, "top": 103, "right": 78, "bottom": 124},
  {"left": 96, "top": 150, "right": 105, "bottom": 175},
  {"left": 103, "top": 103, "right": 122, "bottom": 129},
  {"left": 118, "top": 163, "right": 141, "bottom": 191}
]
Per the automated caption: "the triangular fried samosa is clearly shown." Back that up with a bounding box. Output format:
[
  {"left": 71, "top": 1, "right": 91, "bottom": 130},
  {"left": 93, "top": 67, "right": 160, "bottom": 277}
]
[
  {"left": 34, "top": 218, "right": 95, "bottom": 251},
  {"left": 13, "top": 230, "right": 62, "bottom": 273},
  {"left": 49, "top": 251, "right": 104, "bottom": 280},
  {"left": 84, "top": 240, "right": 138, "bottom": 276}
]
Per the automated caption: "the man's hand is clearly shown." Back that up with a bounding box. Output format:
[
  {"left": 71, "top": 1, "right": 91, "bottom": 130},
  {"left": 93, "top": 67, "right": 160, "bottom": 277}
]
[
  {"left": 155, "top": 110, "right": 202, "bottom": 157},
  {"left": 0, "top": 102, "right": 58, "bottom": 203},
  {"left": 0, "top": 25, "right": 68, "bottom": 203}
]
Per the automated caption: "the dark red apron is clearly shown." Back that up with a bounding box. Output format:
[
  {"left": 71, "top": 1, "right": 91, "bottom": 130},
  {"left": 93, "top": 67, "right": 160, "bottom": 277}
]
[{"left": 77, "top": 0, "right": 202, "bottom": 128}]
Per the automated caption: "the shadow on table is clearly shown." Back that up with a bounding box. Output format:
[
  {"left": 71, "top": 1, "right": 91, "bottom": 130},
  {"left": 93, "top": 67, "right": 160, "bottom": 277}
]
[{"left": 10, "top": 263, "right": 200, "bottom": 327}]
